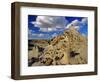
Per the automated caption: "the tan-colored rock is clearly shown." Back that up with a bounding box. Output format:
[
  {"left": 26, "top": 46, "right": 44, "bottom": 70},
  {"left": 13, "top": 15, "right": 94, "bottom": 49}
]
[
  {"left": 41, "top": 26, "right": 87, "bottom": 65},
  {"left": 28, "top": 46, "right": 39, "bottom": 59},
  {"left": 29, "top": 26, "right": 87, "bottom": 66},
  {"left": 63, "top": 27, "right": 87, "bottom": 64},
  {"left": 40, "top": 43, "right": 69, "bottom": 65},
  {"left": 58, "top": 52, "right": 69, "bottom": 65}
]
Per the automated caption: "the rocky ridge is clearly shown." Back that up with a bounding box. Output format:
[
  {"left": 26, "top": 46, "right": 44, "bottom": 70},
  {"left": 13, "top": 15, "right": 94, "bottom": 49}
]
[{"left": 28, "top": 26, "right": 87, "bottom": 66}]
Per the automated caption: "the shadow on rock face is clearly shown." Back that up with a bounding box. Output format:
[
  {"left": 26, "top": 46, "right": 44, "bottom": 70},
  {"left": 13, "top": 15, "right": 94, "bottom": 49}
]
[
  {"left": 28, "top": 57, "right": 39, "bottom": 66},
  {"left": 70, "top": 51, "right": 80, "bottom": 57}
]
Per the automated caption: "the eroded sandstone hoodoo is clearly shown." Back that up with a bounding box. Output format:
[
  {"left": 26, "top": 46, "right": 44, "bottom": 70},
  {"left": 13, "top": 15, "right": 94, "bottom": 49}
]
[{"left": 28, "top": 26, "right": 87, "bottom": 66}]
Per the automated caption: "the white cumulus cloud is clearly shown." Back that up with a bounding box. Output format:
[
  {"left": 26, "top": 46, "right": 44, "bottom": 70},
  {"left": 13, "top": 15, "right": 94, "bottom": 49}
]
[
  {"left": 31, "top": 33, "right": 48, "bottom": 37},
  {"left": 71, "top": 19, "right": 80, "bottom": 26},
  {"left": 81, "top": 18, "right": 88, "bottom": 25},
  {"left": 65, "top": 18, "right": 87, "bottom": 30},
  {"left": 31, "top": 16, "right": 68, "bottom": 32},
  {"left": 28, "top": 29, "right": 51, "bottom": 39},
  {"left": 65, "top": 19, "right": 80, "bottom": 30}
]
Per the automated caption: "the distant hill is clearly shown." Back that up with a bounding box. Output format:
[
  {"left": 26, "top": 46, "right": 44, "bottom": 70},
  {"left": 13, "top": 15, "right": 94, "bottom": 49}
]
[{"left": 28, "top": 39, "right": 50, "bottom": 50}]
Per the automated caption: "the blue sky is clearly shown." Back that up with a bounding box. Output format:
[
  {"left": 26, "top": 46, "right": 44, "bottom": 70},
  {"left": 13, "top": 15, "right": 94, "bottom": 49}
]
[{"left": 28, "top": 15, "right": 88, "bottom": 40}]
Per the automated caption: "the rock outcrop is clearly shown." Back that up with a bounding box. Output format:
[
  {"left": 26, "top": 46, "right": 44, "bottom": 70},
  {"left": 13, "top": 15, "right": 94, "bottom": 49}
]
[{"left": 28, "top": 26, "right": 87, "bottom": 66}]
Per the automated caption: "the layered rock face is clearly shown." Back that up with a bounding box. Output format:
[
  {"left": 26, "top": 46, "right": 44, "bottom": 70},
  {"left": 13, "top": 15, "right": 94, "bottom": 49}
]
[
  {"left": 63, "top": 27, "right": 87, "bottom": 64},
  {"left": 28, "top": 27, "right": 87, "bottom": 66}
]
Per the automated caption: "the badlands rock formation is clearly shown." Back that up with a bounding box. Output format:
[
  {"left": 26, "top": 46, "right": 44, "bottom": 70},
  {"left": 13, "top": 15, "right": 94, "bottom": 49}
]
[{"left": 28, "top": 26, "right": 87, "bottom": 66}]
